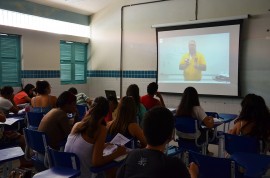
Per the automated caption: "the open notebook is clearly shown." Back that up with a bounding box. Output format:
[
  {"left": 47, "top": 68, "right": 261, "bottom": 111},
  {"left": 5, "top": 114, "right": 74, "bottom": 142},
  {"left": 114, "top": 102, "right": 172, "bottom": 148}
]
[{"left": 103, "top": 133, "right": 132, "bottom": 162}]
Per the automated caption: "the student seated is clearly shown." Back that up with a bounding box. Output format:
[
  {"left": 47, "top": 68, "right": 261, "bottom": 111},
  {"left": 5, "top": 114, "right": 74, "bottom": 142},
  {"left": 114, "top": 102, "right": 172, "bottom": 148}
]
[
  {"left": 229, "top": 94, "right": 270, "bottom": 152},
  {"left": 38, "top": 91, "right": 77, "bottom": 150},
  {"left": 117, "top": 107, "right": 198, "bottom": 178},
  {"left": 14, "top": 84, "right": 35, "bottom": 105},
  {"left": 31, "top": 80, "right": 57, "bottom": 113},
  {"left": 107, "top": 96, "right": 147, "bottom": 148},
  {"left": 104, "top": 95, "right": 118, "bottom": 123},
  {"left": 68, "top": 87, "right": 92, "bottom": 106},
  {"left": 0, "top": 86, "right": 20, "bottom": 115},
  {"left": 65, "top": 96, "right": 126, "bottom": 178},
  {"left": 175, "top": 87, "right": 214, "bottom": 154},
  {"left": 126, "top": 84, "right": 146, "bottom": 127},
  {"left": 0, "top": 87, "right": 32, "bottom": 167},
  {"left": 140, "top": 82, "right": 165, "bottom": 110}
]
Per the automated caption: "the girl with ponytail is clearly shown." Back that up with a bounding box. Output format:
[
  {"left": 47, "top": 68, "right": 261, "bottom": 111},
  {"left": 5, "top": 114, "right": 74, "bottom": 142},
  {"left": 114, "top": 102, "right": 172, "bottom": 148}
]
[{"left": 65, "top": 96, "right": 126, "bottom": 178}]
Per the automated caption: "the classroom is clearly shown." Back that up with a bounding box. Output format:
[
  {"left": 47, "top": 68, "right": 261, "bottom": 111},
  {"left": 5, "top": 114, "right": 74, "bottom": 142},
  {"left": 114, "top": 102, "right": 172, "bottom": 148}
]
[{"left": 0, "top": 0, "right": 270, "bottom": 177}]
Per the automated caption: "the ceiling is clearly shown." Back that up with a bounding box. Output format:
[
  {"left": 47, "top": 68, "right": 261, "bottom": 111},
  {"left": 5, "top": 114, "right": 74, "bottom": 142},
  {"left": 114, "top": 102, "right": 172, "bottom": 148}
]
[{"left": 27, "top": 0, "right": 115, "bottom": 15}]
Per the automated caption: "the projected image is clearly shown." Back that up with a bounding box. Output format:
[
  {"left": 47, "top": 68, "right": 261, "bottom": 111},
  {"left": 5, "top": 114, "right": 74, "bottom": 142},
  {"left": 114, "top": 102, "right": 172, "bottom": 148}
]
[
  {"left": 157, "top": 23, "right": 240, "bottom": 96},
  {"left": 159, "top": 33, "right": 230, "bottom": 83}
]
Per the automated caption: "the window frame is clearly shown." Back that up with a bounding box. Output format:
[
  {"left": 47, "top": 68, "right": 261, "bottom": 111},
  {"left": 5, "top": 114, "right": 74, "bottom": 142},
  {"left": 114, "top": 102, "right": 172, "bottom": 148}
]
[
  {"left": 0, "top": 34, "right": 21, "bottom": 87},
  {"left": 60, "top": 41, "right": 87, "bottom": 85}
]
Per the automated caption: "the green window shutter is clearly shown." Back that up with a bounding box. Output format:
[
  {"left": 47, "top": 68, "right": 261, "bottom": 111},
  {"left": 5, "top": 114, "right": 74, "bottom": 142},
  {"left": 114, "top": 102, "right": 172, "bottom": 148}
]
[
  {"left": 60, "top": 41, "right": 87, "bottom": 84},
  {"left": 60, "top": 64, "right": 72, "bottom": 82},
  {"left": 0, "top": 35, "right": 21, "bottom": 86}
]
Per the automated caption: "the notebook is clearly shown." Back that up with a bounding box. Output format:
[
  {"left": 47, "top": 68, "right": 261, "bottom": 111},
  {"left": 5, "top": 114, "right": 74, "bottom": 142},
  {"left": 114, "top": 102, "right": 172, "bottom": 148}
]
[{"left": 105, "top": 90, "right": 117, "bottom": 99}]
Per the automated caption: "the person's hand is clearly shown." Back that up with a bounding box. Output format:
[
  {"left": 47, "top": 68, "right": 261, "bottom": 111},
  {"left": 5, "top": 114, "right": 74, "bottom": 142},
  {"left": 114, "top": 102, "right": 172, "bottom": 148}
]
[
  {"left": 185, "top": 58, "right": 190, "bottom": 65},
  {"left": 155, "top": 91, "right": 162, "bottom": 98},
  {"left": 115, "top": 145, "right": 127, "bottom": 156},
  {"left": 189, "top": 162, "right": 199, "bottom": 178}
]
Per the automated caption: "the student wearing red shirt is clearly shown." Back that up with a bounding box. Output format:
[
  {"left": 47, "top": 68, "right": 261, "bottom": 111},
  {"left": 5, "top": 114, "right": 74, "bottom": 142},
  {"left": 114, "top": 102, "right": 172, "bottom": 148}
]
[
  {"left": 14, "top": 84, "right": 35, "bottom": 105},
  {"left": 140, "top": 82, "right": 165, "bottom": 110}
]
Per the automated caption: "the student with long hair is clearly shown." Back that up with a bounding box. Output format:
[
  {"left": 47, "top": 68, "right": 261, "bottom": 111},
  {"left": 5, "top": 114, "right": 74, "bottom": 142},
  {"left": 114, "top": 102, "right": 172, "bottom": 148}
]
[
  {"left": 65, "top": 96, "right": 126, "bottom": 178},
  {"left": 126, "top": 84, "right": 146, "bottom": 127},
  {"left": 229, "top": 94, "right": 270, "bottom": 151},
  {"left": 175, "top": 87, "right": 214, "bottom": 153},
  {"left": 31, "top": 80, "right": 57, "bottom": 113},
  {"left": 14, "top": 84, "right": 35, "bottom": 105},
  {"left": 107, "top": 96, "right": 146, "bottom": 148}
]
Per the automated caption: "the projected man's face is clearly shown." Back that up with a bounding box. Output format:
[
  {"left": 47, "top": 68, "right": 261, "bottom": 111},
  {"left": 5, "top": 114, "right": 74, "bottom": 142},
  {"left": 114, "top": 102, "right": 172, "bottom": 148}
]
[{"left": 189, "top": 41, "right": 196, "bottom": 55}]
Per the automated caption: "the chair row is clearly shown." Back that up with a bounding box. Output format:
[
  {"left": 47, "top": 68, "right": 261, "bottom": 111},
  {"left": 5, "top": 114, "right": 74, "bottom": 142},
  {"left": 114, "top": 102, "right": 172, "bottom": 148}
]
[{"left": 23, "top": 128, "right": 126, "bottom": 178}]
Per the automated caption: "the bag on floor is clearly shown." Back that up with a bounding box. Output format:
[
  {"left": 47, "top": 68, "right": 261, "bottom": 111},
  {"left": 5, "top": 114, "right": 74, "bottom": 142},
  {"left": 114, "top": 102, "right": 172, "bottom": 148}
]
[{"left": 8, "top": 167, "right": 32, "bottom": 178}]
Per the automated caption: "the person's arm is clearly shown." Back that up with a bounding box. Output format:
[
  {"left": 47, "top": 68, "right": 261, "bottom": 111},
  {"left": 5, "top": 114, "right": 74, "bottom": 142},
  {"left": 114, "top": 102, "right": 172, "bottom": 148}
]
[
  {"left": 189, "top": 162, "right": 199, "bottom": 178},
  {"left": 179, "top": 58, "right": 190, "bottom": 70},
  {"left": 128, "top": 123, "right": 147, "bottom": 148},
  {"left": 9, "top": 96, "right": 19, "bottom": 114},
  {"left": 92, "top": 126, "right": 126, "bottom": 167},
  {"left": 202, "top": 116, "right": 214, "bottom": 128},
  {"left": 156, "top": 92, "right": 165, "bottom": 107},
  {"left": 194, "top": 55, "right": 206, "bottom": 71},
  {"left": 23, "top": 96, "right": 32, "bottom": 103},
  {"left": 59, "top": 112, "right": 73, "bottom": 137},
  {"left": 0, "top": 111, "right": 6, "bottom": 122},
  {"left": 86, "top": 98, "right": 92, "bottom": 106},
  {"left": 194, "top": 63, "right": 206, "bottom": 71}
]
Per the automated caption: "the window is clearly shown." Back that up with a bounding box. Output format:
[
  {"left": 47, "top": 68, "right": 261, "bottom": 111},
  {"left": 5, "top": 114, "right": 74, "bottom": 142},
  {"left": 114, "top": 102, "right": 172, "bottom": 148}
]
[
  {"left": 60, "top": 41, "right": 87, "bottom": 84},
  {"left": 0, "top": 34, "right": 21, "bottom": 87}
]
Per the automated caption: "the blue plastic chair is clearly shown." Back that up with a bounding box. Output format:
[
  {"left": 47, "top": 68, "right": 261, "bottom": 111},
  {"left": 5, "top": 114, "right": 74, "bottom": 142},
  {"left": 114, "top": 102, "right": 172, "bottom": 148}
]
[
  {"left": 76, "top": 104, "right": 88, "bottom": 121},
  {"left": 175, "top": 116, "right": 207, "bottom": 154},
  {"left": 231, "top": 152, "right": 270, "bottom": 178},
  {"left": 26, "top": 112, "right": 45, "bottom": 130},
  {"left": 33, "top": 147, "right": 81, "bottom": 178},
  {"left": 189, "top": 151, "right": 243, "bottom": 178},
  {"left": 23, "top": 128, "right": 49, "bottom": 171},
  {"left": 223, "top": 133, "right": 261, "bottom": 156}
]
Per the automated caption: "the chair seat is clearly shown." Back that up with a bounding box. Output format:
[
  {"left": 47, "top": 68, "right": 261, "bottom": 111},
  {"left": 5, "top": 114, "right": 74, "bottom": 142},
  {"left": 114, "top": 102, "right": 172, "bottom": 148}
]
[{"left": 33, "top": 167, "right": 80, "bottom": 178}]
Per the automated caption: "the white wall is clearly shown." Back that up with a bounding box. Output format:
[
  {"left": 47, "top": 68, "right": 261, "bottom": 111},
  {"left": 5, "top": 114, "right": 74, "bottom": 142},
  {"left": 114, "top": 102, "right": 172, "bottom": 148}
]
[
  {"left": 89, "top": 0, "right": 270, "bottom": 114},
  {"left": 0, "top": 25, "right": 90, "bottom": 96}
]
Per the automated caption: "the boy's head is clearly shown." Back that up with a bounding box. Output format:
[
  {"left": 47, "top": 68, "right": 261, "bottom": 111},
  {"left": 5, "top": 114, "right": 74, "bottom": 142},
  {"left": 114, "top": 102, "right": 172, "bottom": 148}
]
[
  {"left": 68, "top": 87, "right": 78, "bottom": 95},
  {"left": 143, "top": 107, "right": 174, "bottom": 146},
  {"left": 147, "top": 82, "right": 158, "bottom": 95}
]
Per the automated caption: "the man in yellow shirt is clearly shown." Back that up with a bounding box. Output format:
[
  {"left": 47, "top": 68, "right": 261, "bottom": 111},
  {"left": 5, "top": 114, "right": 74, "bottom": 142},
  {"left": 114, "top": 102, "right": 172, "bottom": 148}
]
[{"left": 179, "top": 40, "right": 206, "bottom": 81}]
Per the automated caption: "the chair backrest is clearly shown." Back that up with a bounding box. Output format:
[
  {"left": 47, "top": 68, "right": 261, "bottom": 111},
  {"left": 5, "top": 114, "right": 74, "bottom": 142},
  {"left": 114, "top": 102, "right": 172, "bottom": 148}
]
[
  {"left": 23, "top": 128, "right": 48, "bottom": 154},
  {"left": 47, "top": 147, "right": 80, "bottom": 170},
  {"left": 231, "top": 152, "right": 270, "bottom": 178},
  {"left": 26, "top": 112, "right": 45, "bottom": 130},
  {"left": 76, "top": 104, "right": 88, "bottom": 121},
  {"left": 189, "top": 151, "right": 241, "bottom": 178},
  {"left": 224, "top": 133, "right": 261, "bottom": 155},
  {"left": 175, "top": 116, "right": 198, "bottom": 134},
  {"left": 175, "top": 116, "right": 206, "bottom": 154}
]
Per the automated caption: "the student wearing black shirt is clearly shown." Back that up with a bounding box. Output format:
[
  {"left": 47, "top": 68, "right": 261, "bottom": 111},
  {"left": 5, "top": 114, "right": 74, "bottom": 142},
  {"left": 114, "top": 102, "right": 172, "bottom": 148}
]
[{"left": 117, "top": 107, "right": 198, "bottom": 178}]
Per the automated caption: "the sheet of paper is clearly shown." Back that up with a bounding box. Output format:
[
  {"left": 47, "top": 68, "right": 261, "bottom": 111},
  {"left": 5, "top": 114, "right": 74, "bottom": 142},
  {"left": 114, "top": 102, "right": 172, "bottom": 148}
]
[
  {"left": 1, "top": 117, "right": 23, "bottom": 125},
  {"left": 110, "top": 133, "right": 130, "bottom": 146},
  {"left": 213, "top": 117, "right": 223, "bottom": 123},
  {"left": 103, "top": 144, "right": 118, "bottom": 156},
  {"left": 103, "top": 133, "right": 131, "bottom": 158}
]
